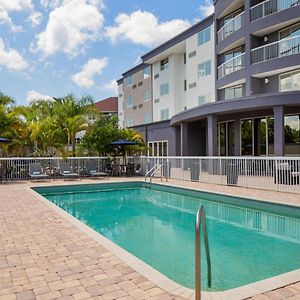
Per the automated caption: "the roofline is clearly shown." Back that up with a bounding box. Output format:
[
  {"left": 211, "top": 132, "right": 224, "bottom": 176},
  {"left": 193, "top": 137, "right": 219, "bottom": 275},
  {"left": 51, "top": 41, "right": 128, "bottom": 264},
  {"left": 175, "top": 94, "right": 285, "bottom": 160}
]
[
  {"left": 122, "top": 63, "right": 149, "bottom": 78},
  {"left": 141, "top": 14, "right": 214, "bottom": 62},
  {"left": 117, "top": 78, "right": 123, "bottom": 85}
]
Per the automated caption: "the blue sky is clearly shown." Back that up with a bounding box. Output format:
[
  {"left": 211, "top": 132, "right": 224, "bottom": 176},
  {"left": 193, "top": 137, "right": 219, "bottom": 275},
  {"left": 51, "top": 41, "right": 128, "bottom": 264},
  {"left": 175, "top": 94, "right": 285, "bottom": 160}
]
[{"left": 0, "top": 0, "right": 213, "bottom": 105}]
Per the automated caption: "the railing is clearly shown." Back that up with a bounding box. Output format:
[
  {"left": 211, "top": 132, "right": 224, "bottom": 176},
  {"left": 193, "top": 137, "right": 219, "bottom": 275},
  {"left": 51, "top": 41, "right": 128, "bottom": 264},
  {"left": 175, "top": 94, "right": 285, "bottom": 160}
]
[
  {"left": 251, "top": 0, "right": 300, "bottom": 21},
  {"left": 130, "top": 156, "right": 300, "bottom": 194},
  {"left": 145, "top": 161, "right": 168, "bottom": 183},
  {"left": 1, "top": 156, "right": 300, "bottom": 194},
  {"left": 217, "top": 12, "right": 245, "bottom": 43},
  {"left": 217, "top": 53, "right": 245, "bottom": 79},
  {"left": 251, "top": 35, "right": 300, "bottom": 64},
  {"left": 195, "top": 206, "right": 211, "bottom": 300}
]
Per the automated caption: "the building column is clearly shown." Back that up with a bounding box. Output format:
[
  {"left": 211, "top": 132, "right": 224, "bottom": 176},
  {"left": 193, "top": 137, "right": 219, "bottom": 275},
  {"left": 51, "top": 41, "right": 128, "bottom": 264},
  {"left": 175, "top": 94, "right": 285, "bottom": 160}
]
[
  {"left": 234, "top": 119, "right": 241, "bottom": 156},
  {"left": 207, "top": 115, "right": 218, "bottom": 156},
  {"left": 273, "top": 106, "right": 285, "bottom": 156},
  {"left": 180, "top": 122, "right": 188, "bottom": 156}
]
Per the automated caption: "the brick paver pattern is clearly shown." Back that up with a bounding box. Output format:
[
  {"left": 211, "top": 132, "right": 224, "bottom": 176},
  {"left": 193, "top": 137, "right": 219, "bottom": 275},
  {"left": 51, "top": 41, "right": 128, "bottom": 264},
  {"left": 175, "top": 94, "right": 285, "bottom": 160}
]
[{"left": 0, "top": 181, "right": 299, "bottom": 300}]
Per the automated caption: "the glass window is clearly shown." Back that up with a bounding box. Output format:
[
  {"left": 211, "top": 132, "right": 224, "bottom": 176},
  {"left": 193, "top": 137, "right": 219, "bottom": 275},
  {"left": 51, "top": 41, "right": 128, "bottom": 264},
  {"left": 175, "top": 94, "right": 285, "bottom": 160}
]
[
  {"left": 160, "top": 109, "right": 169, "bottom": 121},
  {"left": 160, "top": 83, "right": 169, "bottom": 96},
  {"left": 198, "top": 93, "right": 211, "bottom": 105},
  {"left": 126, "top": 117, "right": 133, "bottom": 127},
  {"left": 143, "top": 112, "right": 151, "bottom": 124},
  {"left": 267, "top": 117, "right": 274, "bottom": 156},
  {"left": 127, "top": 96, "right": 133, "bottom": 107},
  {"left": 143, "top": 66, "right": 151, "bottom": 79},
  {"left": 143, "top": 89, "right": 151, "bottom": 101},
  {"left": 279, "top": 69, "right": 300, "bottom": 92},
  {"left": 241, "top": 119, "right": 253, "bottom": 155},
  {"left": 280, "top": 22, "right": 300, "bottom": 39},
  {"left": 285, "top": 115, "right": 300, "bottom": 156},
  {"left": 225, "top": 85, "right": 243, "bottom": 100},
  {"left": 198, "top": 26, "right": 211, "bottom": 45},
  {"left": 198, "top": 61, "right": 211, "bottom": 78},
  {"left": 125, "top": 75, "right": 133, "bottom": 86},
  {"left": 160, "top": 58, "right": 169, "bottom": 71}
]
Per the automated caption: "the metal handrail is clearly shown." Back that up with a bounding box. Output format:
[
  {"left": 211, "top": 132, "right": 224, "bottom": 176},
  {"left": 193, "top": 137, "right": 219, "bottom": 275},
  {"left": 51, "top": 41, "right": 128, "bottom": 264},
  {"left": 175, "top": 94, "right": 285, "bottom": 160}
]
[
  {"left": 150, "top": 162, "right": 168, "bottom": 183},
  {"left": 195, "top": 206, "right": 211, "bottom": 300},
  {"left": 145, "top": 162, "right": 160, "bottom": 183}
]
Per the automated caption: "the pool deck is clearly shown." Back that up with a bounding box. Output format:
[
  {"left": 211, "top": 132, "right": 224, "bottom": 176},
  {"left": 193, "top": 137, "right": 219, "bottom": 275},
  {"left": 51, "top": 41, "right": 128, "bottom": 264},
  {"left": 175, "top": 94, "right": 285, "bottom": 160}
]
[{"left": 0, "top": 178, "right": 300, "bottom": 300}]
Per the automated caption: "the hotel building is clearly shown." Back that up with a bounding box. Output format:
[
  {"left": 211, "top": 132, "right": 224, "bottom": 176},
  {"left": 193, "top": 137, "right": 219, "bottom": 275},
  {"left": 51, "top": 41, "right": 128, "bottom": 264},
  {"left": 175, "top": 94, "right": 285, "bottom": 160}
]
[{"left": 118, "top": 0, "right": 300, "bottom": 157}]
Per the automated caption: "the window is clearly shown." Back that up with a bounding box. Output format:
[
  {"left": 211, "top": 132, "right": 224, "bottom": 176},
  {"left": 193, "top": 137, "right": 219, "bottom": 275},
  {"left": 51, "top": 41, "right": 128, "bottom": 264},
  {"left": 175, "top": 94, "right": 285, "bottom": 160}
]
[
  {"left": 127, "top": 96, "right": 133, "bottom": 107},
  {"left": 148, "top": 141, "right": 168, "bottom": 156},
  {"left": 198, "top": 26, "right": 211, "bottom": 45},
  {"left": 160, "top": 83, "right": 169, "bottom": 96},
  {"left": 143, "top": 66, "right": 151, "bottom": 79},
  {"left": 279, "top": 23, "right": 300, "bottom": 40},
  {"left": 126, "top": 117, "right": 133, "bottom": 127},
  {"left": 224, "top": 85, "right": 243, "bottom": 100},
  {"left": 183, "top": 53, "right": 186, "bottom": 64},
  {"left": 285, "top": 115, "right": 300, "bottom": 156},
  {"left": 279, "top": 69, "right": 300, "bottom": 92},
  {"left": 198, "top": 93, "right": 212, "bottom": 105},
  {"left": 184, "top": 80, "right": 187, "bottom": 91},
  {"left": 198, "top": 61, "right": 211, "bottom": 78},
  {"left": 143, "top": 112, "right": 151, "bottom": 124},
  {"left": 160, "top": 109, "right": 169, "bottom": 121},
  {"left": 224, "top": 47, "right": 242, "bottom": 62},
  {"left": 125, "top": 75, "right": 133, "bottom": 86},
  {"left": 143, "top": 89, "right": 151, "bottom": 101},
  {"left": 160, "top": 58, "right": 169, "bottom": 71}
]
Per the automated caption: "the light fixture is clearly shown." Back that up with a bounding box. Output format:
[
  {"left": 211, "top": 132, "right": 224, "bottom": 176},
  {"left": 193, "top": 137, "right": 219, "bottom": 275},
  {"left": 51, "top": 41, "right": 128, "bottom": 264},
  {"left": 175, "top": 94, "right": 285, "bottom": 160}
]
[
  {"left": 264, "top": 36, "right": 268, "bottom": 42},
  {"left": 265, "top": 78, "right": 269, "bottom": 84}
]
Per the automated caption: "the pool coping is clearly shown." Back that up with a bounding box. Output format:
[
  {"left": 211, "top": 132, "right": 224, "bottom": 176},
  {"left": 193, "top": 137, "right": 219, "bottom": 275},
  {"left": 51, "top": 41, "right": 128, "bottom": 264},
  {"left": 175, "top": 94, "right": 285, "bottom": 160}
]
[{"left": 29, "top": 181, "right": 300, "bottom": 300}]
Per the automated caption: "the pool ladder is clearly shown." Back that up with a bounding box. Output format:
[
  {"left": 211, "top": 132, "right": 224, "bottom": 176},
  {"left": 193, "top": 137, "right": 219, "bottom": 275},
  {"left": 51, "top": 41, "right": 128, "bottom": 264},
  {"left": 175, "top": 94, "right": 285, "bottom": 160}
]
[
  {"left": 144, "top": 162, "right": 168, "bottom": 184},
  {"left": 195, "top": 206, "right": 212, "bottom": 300}
]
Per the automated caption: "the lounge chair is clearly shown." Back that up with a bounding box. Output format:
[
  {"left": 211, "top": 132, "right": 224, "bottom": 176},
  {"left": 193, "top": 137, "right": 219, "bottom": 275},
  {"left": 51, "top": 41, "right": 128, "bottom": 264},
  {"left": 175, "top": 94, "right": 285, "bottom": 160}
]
[
  {"left": 59, "top": 162, "right": 80, "bottom": 180},
  {"left": 29, "top": 163, "right": 50, "bottom": 182},
  {"left": 86, "top": 161, "right": 109, "bottom": 179}
]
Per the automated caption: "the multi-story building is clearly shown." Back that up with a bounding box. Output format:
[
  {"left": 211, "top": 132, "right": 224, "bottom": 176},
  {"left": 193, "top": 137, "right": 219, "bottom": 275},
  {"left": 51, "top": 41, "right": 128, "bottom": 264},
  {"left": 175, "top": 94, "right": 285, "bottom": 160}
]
[{"left": 118, "top": 0, "right": 300, "bottom": 157}]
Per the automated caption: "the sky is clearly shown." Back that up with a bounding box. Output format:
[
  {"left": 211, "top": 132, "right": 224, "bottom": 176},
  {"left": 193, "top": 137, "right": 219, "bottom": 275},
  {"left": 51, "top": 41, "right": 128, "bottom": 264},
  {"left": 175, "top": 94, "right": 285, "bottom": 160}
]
[{"left": 0, "top": 0, "right": 214, "bottom": 105}]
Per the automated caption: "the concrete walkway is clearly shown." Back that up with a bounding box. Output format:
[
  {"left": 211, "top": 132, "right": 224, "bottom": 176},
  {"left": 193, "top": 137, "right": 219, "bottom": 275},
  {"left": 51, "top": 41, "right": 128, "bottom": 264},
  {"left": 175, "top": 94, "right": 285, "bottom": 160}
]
[{"left": 0, "top": 178, "right": 299, "bottom": 300}]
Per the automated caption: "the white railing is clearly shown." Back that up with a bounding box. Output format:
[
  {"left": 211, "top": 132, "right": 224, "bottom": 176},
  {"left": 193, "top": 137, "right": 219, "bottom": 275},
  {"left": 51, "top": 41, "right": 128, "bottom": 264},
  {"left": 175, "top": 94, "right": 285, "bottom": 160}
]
[
  {"left": 251, "top": 35, "right": 300, "bottom": 64},
  {"left": 217, "top": 53, "right": 245, "bottom": 79},
  {"left": 217, "top": 12, "right": 245, "bottom": 43},
  {"left": 131, "top": 156, "right": 300, "bottom": 194},
  {"left": 1, "top": 156, "right": 300, "bottom": 194},
  {"left": 251, "top": 0, "right": 300, "bottom": 21}
]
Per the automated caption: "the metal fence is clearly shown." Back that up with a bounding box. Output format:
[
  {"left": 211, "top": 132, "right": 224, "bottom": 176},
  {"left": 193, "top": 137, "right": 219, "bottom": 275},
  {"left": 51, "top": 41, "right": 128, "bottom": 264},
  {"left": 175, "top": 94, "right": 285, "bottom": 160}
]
[
  {"left": 129, "top": 156, "right": 300, "bottom": 194},
  {"left": 217, "top": 53, "right": 245, "bottom": 79},
  {"left": 1, "top": 156, "right": 300, "bottom": 194}
]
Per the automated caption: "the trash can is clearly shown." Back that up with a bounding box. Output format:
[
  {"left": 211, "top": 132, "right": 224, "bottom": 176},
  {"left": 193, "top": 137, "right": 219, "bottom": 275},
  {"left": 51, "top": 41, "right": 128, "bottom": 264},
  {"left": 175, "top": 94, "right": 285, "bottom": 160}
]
[
  {"left": 190, "top": 161, "right": 200, "bottom": 181},
  {"left": 227, "top": 161, "right": 238, "bottom": 186},
  {"left": 162, "top": 162, "right": 171, "bottom": 178},
  {"left": 274, "top": 162, "right": 291, "bottom": 185}
]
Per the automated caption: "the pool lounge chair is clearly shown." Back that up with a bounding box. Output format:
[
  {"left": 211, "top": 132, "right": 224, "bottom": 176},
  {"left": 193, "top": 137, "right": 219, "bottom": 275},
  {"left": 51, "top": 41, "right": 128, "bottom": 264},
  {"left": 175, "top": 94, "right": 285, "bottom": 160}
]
[
  {"left": 86, "top": 162, "right": 109, "bottom": 179},
  {"left": 29, "top": 163, "right": 50, "bottom": 182},
  {"left": 59, "top": 162, "right": 80, "bottom": 180}
]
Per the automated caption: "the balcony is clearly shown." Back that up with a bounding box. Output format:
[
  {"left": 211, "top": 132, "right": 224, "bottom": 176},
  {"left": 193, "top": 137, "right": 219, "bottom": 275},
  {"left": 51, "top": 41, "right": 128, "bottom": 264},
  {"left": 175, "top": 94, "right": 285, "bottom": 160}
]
[
  {"left": 251, "top": 0, "right": 300, "bottom": 21},
  {"left": 217, "top": 12, "right": 245, "bottom": 43},
  {"left": 218, "top": 53, "right": 245, "bottom": 79},
  {"left": 251, "top": 35, "right": 300, "bottom": 64}
]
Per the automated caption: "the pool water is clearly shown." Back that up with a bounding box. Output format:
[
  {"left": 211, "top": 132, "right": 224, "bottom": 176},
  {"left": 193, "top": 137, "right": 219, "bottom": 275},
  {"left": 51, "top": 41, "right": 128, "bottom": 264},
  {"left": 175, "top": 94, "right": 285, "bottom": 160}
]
[{"left": 35, "top": 183, "right": 300, "bottom": 291}]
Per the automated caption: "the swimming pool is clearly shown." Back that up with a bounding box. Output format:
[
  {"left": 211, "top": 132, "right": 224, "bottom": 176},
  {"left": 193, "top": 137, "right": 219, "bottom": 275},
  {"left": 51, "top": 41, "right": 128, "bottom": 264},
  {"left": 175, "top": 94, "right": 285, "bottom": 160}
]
[{"left": 34, "top": 182, "right": 300, "bottom": 291}]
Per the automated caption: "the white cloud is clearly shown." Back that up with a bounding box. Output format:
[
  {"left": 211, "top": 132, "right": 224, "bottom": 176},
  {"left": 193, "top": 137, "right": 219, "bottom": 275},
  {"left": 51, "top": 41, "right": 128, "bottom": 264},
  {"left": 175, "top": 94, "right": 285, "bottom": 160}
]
[
  {"left": 198, "top": 0, "right": 214, "bottom": 18},
  {"left": 105, "top": 10, "right": 191, "bottom": 47},
  {"left": 72, "top": 57, "right": 108, "bottom": 88},
  {"left": 26, "top": 90, "right": 53, "bottom": 103},
  {"left": 0, "top": 38, "right": 28, "bottom": 71},
  {"left": 35, "top": 0, "right": 104, "bottom": 57},
  {"left": 102, "top": 79, "right": 118, "bottom": 95},
  {"left": 0, "top": 0, "right": 34, "bottom": 31},
  {"left": 27, "top": 11, "right": 42, "bottom": 27}
]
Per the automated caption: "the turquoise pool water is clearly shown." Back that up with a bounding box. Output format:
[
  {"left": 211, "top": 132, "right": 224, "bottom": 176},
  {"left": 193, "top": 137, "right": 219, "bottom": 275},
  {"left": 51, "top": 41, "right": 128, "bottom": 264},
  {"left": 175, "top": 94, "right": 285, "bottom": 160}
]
[{"left": 34, "top": 182, "right": 300, "bottom": 291}]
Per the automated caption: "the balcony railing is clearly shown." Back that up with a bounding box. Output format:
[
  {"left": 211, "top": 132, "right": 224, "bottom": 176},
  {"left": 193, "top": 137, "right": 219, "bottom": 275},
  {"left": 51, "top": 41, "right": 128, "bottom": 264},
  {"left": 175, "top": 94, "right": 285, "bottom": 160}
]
[
  {"left": 217, "top": 53, "right": 245, "bottom": 79},
  {"left": 251, "top": 35, "right": 300, "bottom": 64},
  {"left": 217, "top": 12, "right": 245, "bottom": 43},
  {"left": 251, "top": 0, "right": 300, "bottom": 21}
]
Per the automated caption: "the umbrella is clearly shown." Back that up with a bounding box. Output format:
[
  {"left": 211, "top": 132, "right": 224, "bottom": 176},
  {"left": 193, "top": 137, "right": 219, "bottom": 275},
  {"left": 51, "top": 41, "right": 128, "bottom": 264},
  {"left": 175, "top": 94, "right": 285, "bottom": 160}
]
[
  {"left": 110, "top": 139, "right": 138, "bottom": 164},
  {"left": 0, "top": 137, "right": 11, "bottom": 143}
]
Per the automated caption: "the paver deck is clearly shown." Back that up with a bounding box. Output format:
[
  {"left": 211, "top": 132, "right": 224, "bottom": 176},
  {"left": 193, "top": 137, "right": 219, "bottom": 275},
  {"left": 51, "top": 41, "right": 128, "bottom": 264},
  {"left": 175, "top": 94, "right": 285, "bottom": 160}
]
[{"left": 0, "top": 178, "right": 299, "bottom": 300}]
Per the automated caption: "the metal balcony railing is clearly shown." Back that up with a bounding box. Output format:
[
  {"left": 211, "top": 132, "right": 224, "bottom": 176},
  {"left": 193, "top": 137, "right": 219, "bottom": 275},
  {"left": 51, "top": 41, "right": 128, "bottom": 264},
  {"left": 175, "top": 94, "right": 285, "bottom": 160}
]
[
  {"left": 251, "top": 0, "right": 300, "bottom": 21},
  {"left": 217, "top": 12, "right": 245, "bottom": 43},
  {"left": 217, "top": 53, "right": 245, "bottom": 79},
  {"left": 251, "top": 35, "right": 300, "bottom": 64}
]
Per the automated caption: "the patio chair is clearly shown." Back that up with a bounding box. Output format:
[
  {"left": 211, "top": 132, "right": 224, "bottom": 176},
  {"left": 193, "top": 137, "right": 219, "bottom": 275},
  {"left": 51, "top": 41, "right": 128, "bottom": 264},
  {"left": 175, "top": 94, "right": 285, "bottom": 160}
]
[
  {"left": 86, "top": 161, "right": 109, "bottom": 179},
  {"left": 126, "top": 163, "right": 135, "bottom": 176},
  {"left": 111, "top": 164, "right": 121, "bottom": 176},
  {"left": 135, "top": 163, "right": 141, "bottom": 176},
  {"left": 59, "top": 162, "right": 80, "bottom": 180},
  {"left": 29, "top": 163, "right": 50, "bottom": 182}
]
